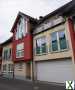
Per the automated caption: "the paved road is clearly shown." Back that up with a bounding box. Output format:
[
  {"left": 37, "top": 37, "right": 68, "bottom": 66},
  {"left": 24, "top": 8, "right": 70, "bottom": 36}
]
[{"left": 0, "top": 77, "right": 65, "bottom": 90}]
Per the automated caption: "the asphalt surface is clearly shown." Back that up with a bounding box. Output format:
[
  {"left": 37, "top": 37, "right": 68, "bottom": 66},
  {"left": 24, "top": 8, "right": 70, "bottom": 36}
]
[{"left": 0, "top": 77, "right": 65, "bottom": 90}]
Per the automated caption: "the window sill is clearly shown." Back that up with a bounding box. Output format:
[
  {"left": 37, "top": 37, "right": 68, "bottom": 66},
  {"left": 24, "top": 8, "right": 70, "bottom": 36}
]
[
  {"left": 16, "top": 56, "right": 24, "bottom": 58},
  {"left": 35, "top": 49, "right": 69, "bottom": 56},
  {"left": 49, "top": 48, "right": 69, "bottom": 54},
  {"left": 35, "top": 52, "right": 47, "bottom": 56}
]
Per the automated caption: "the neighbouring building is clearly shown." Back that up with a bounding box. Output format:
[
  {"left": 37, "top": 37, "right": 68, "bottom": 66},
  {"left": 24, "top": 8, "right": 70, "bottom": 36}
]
[
  {"left": 0, "top": 45, "right": 2, "bottom": 75},
  {"left": 33, "top": 1, "right": 75, "bottom": 83},
  {"left": 11, "top": 12, "right": 38, "bottom": 80},
  {"left": 1, "top": 37, "right": 14, "bottom": 78}
]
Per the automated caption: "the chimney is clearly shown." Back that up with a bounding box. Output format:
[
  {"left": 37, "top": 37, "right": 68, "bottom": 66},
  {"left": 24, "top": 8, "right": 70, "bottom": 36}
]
[{"left": 39, "top": 16, "right": 43, "bottom": 20}]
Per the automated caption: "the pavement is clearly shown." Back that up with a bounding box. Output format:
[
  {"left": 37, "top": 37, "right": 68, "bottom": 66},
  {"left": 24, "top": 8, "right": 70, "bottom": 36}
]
[{"left": 0, "top": 77, "right": 65, "bottom": 90}]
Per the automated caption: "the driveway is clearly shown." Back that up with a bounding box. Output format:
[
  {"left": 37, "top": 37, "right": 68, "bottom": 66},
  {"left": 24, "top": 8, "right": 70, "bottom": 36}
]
[{"left": 0, "top": 77, "right": 65, "bottom": 90}]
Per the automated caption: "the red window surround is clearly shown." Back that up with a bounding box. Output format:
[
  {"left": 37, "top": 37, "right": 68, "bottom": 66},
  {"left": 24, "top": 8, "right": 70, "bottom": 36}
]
[{"left": 68, "top": 18, "right": 75, "bottom": 63}]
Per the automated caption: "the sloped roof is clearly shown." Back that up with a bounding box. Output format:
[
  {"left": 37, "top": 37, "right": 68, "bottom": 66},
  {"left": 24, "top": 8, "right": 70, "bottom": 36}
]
[
  {"left": 11, "top": 11, "right": 38, "bottom": 32},
  {"left": 1, "top": 36, "right": 13, "bottom": 46},
  {"left": 39, "top": 0, "right": 75, "bottom": 23}
]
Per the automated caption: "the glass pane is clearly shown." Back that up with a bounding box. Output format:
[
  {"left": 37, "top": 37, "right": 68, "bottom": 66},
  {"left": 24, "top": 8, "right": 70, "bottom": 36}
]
[
  {"left": 3, "top": 64, "right": 7, "bottom": 71},
  {"left": 41, "top": 37, "right": 46, "bottom": 53},
  {"left": 36, "top": 38, "right": 41, "bottom": 54},
  {"left": 51, "top": 32, "right": 58, "bottom": 51},
  {"left": 17, "top": 43, "right": 24, "bottom": 51},
  {"left": 58, "top": 31, "right": 67, "bottom": 50},
  {"left": 36, "top": 37, "right": 46, "bottom": 54},
  {"left": 41, "top": 43, "right": 46, "bottom": 53}
]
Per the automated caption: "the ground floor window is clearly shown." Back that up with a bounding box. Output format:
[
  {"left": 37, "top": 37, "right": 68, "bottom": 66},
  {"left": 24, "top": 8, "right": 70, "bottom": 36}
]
[
  {"left": 16, "top": 43, "right": 24, "bottom": 58},
  {"left": 8, "top": 64, "right": 13, "bottom": 72},
  {"left": 16, "top": 63, "right": 23, "bottom": 71},
  {"left": 3, "top": 64, "right": 7, "bottom": 71}
]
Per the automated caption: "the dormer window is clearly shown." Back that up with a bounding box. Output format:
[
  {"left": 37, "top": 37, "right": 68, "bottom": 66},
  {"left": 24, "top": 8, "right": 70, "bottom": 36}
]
[{"left": 15, "top": 17, "right": 27, "bottom": 40}]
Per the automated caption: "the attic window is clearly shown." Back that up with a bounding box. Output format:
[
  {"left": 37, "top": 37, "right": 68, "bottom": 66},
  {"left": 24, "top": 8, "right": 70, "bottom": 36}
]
[{"left": 15, "top": 17, "right": 27, "bottom": 40}]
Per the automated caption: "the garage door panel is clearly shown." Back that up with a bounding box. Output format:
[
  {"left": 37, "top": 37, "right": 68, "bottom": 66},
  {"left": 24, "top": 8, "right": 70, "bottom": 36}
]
[{"left": 36, "top": 59, "right": 74, "bottom": 83}]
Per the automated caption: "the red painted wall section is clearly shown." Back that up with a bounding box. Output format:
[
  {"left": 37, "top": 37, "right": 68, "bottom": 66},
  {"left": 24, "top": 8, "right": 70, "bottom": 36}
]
[
  {"left": 11, "top": 16, "right": 33, "bottom": 62},
  {"left": 24, "top": 34, "right": 33, "bottom": 61},
  {"left": 68, "top": 18, "right": 75, "bottom": 63},
  {"left": 12, "top": 33, "right": 33, "bottom": 62}
]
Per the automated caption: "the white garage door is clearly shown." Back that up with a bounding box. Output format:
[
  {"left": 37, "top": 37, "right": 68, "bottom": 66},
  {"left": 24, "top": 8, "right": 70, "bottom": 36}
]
[{"left": 36, "top": 59, "right": 74, "bottom": 83}]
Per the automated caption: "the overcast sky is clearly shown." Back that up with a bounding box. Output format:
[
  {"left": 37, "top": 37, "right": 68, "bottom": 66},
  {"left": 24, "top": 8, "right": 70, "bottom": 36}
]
[{"left": 0, "top": 0, "right": 72, "bottom": 43}]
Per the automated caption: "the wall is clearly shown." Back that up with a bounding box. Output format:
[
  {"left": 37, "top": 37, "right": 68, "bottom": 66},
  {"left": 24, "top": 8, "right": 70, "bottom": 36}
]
[
  {"left": 1, "top": 43, "right": 13, "bottom": 78},
  {"left": 33, "top": 23, "right": 73, "bottom": 61},
  {"left": 12, "top": 18, "right": 33, "bottom": 62}
]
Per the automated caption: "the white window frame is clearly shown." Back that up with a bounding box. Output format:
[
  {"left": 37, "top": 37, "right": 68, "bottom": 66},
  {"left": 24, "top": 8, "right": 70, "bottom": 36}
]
[
  {"left": 8, "top": 64, "right": 13, "bottom": 72},
  {"left": 50, "top": 30, "right": 68, "bottom": 53},
  {"left": 15, "top": 17, "right": 27, "bottom": 40},
  {"left": 35, "top": 36, "right": 47, "bottom": 55},
  {"left": 2, "top": 48, "right": 12, "bottom": 60},
  {"left": 16, "top": 43, "right": 24, "bottom": 58}
]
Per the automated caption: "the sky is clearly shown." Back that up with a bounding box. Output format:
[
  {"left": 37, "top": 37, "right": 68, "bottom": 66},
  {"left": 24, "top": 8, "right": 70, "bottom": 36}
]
[{"left": 0, "top": 0, "right": 72, "bottom": 43}]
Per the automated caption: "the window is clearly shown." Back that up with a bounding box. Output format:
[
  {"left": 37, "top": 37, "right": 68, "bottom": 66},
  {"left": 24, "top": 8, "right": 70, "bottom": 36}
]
[
  {"left": 3, "top": 48, "right": 12, "bottom": 60},
  {"left": 36, "top": 37, "right": 46, "bottom": 54},
  {"left": 8, "top": 64, "right": 13, "bottom": 72},
  {"left": 51, "top": 32, "right": 58, "bottom": 51},
  {"left": 3, "top": 50, "right": 7, "bottom": 60},
  {"left": 3, "top": 64, "right": 7, "bottom": 71},
  {"left": 50, "top": 30, "right": 68, "bottom": 52},
  {"left": 18, "top": 63, "right": 23, "bottom": 70},
  {"left": 16, "top": 43, "right": 24, "bottom": 58},
  {"left": 15, "top": 17, "right": 27, "bottom": 40},
  {"left": 58, "top": 31, "right": 67, "bottom": 50}
]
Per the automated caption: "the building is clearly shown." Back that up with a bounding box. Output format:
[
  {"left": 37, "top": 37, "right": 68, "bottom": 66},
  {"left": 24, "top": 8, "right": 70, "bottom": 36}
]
[
  {"left": 0, "top": 0, "right": 75, "bottom": 83},
  {"left": 33, "top": 1, "right": 75, "bottom": 83},
  {"left": 0, "top": 45, "right": 2, "bottom": 75},
  {"left": 1, "top": 37, "right": 14, "bottom": 78},
  {"left": 11, "top": 12, "right": 38, "bottom": 80}
]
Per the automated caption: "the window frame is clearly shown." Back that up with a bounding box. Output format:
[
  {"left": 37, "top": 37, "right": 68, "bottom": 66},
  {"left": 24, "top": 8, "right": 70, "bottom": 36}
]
[
  {"left": 16, "top": 43, "right": 24, "bottom": 58},
  {"left": 3, "top": 48, "right": 12, "bottom": 60},
  {"left": 50, "top": 30, "right": 68, "bottom": 53},
  {"left": 3, "top": 64, "right": 7, "bottom": 72},
  {"left": 15, "top": 17, "right": 27, "bottom": 40},
  {"left": 50, "top": 32, "right": 59, "bottom": 52},
  {"left": 8, "top": 64, "right": 13, "bottom": 72},
  {"left": 35, "top": 36, "right": 47, "bottom": 55}
]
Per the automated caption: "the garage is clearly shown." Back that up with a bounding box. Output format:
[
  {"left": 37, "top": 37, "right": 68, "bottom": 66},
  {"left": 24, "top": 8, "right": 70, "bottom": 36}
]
[{"left": 36, "top": 59, "right": 74, "bottom": 83}]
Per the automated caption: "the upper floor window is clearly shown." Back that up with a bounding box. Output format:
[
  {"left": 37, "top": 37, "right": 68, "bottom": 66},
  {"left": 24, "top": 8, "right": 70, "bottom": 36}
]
[
  {"left": 51, "top": 32, "right": 58, "bottom": 51},
  {"left": 58, "top": 31, "right": 67, "bottom": 50},
  {"left": 3, "top": 48, "right": 12, "bottom": 60},
  {"left": 50, "top": 30, "right": 68, "bottom": 52},
  {"left": 36, "top": 37, "right": 47, "bottom": 55},
  {"left": 15, "top": 17, "right": 27, "bottom": 40},
  {"left": 16, "top": 43, "right": 24, "bottom": 58}
]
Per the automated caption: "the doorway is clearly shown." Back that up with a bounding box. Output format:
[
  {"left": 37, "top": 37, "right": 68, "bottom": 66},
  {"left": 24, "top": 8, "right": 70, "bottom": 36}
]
[{"left": 26, "top": 62, "right": 31, "bottom": 79}]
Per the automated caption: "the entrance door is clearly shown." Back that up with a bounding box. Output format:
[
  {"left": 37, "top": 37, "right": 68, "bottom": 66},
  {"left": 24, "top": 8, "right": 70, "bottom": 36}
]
[{"left": 26, "top": 62, "right": 31, "bottom": 79}]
